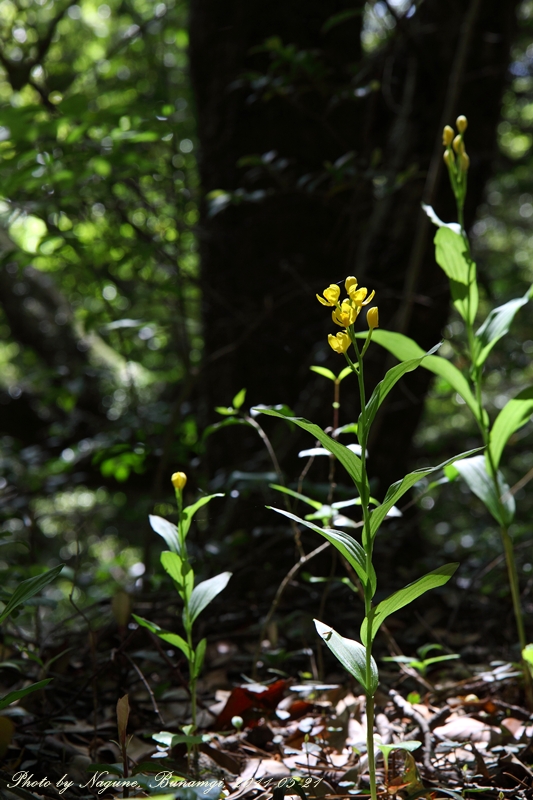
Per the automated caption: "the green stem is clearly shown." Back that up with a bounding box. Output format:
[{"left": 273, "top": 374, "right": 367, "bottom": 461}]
[
  {"left": 347, "top": 336, "right": 377, "bottom": 800},
  {"left": 467, "top": 340, "right": 532, "bottom": 706}
]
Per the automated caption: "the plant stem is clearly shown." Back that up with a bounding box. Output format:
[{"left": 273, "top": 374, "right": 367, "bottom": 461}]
[
  {"left": 467, "top": 336, "right": 533, "bottom": 707},
  {"left": 348, "top": 338, "right": 378, "bottom": 800}
]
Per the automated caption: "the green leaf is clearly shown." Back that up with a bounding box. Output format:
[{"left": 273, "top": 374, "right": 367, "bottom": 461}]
[
  {"left": 160, "top": 551, "right": 194, "bottom": 601},
  {"left": 0, "top": 565, "right": 64, "bottom": 624},
  {"left": 0, "top": 678, "right": 52, "bottom": 711},
  {"left": 314, "top": 620, "right": 378, "bottom": 694},
  {"left": 360, "top": 329, "right": 480, "bottom": 421},
  {"left": 338, "top": 366, "right": 354, "bottom": 382},
  {"left": 310, "top": 365, "right": 336, "bottom": 381},
  {"left": 475, "top": 292, "right": 530, "bottom": 366},
  {"left": 361, "top": 564, "right": 458, "bottom": 645},
  {"left": 153, "top": 731, "right": 209, "bottom": 747},
  {"left": 132, "top": 614, "right": 192, "bottom": 659},
  {"left": 181, "top": 493, "right": 224, "bottom": 537},
  {"left": 268, "top": 507, "right": 374, "bottom": 592},
  {"left": 269, "top": 483, "right": 323, "bottom": 510},
  {"left": 434, "top": 227, "right": 470, "bottom": 284},
  {"left": 450, "top": 275, "right": 479, "bottom": 325},
  {"left": 232, "top": 388, "right": 246, "bottom": 409},
  {"left": 363, "top": 345, "right": 440, "bottom": 430},
  {"left": 490, "top": 386, "right": 533, "bottom": 469},
  {"left": 194, "top": 637, "right": 207, "bottom": 678},
  {"left": 149, "top": 514, "right": 180, "bottom": 554},
  {"left": 454, "top": 455, "right": 515, "bottom": 526},
  {"left": 256, "top": 409, "right": 363, "bottom": 490},
  {"left": 203, "top": 417, "right": 251, "bottom": 440},
  {"left": 370, "top": 449, "right": 480, "bottom": 537},
  {"left": 214, "top": 406, "right": 236, "bottom": 416},
  {"left": 189, "top": 571, "right": 232, "bottom": 623}
]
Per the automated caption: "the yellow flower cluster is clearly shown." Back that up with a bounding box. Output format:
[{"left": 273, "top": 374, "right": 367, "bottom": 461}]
[{"left": 316, "top": 276, "right": 378, "bottom": 354}]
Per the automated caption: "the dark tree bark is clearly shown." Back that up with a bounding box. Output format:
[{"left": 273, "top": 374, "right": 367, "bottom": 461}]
[{"left": 190, "top": 0, "right": 520, "bottom": 495}]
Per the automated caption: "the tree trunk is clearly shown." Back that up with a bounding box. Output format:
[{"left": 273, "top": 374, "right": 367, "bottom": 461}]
[{"left": 190, "top": 0, "right": 519, "bottom": 495}]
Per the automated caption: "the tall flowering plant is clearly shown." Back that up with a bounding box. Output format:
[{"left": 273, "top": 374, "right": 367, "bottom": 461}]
[
  {"left": 258, "top": 278, "right": 476, "bottom": 799},
  {"left": 369, "top": 115, "right": 533, "bottom": 707}
]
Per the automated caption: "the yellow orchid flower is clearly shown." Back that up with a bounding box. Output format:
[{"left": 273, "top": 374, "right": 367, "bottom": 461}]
[
  {"left": 345, "top": 276, "right": 358, "bottom": 293},
  {"left": 317, "top": 284, "right": 340, "bottom": 306},
  {"left": 349, "top": 286, "right": 375, "bottom": 307},
  {"left": 332, "top": 299, "right": 358, "bottom": 327},
  {"left": 367, "top": 307, "right": 379, "bottom": 330},
  {"left": 328, "top": 331, "right": 351, "bottom": 354}
]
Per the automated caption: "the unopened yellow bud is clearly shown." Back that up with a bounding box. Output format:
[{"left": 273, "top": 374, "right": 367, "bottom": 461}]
[
  {"left": 442, "top": 125, "right": 454, "bottom": 146},
  {"left": 367, "top": 307, "right": 379, "bottom": 330},
  {"left": 452, "top": 135, "right": 464, "bottom": 155},
  {"left": 460, "top": 152, "right": 470, "bottom": 172},
  {"left": 456, "top": 115, "right": 468, "bottom": 134},
  {"left": 328, "top": 331, "right": 351, "bottom": 354},
  {"left": 443, "top": 149, "right": 455, "bottom": 167},
  {"left": 171, "top": 472, "right": 187, "bottom": 491}
]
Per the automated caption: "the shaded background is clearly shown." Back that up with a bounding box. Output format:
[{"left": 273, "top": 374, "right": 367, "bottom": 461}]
[{"left": 0, "top": 0, "right": 532, "bottom": 662}]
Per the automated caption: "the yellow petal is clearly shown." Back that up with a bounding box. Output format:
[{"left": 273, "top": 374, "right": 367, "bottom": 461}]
[
  {"left": 328, "top": 332, "right": 351, "bottom": 353},
  {"left": 361, "top": 288, "right": 376, "bottom": 306},
  {"left": 318, "top": 284, "right": 340, "bottom": 306},
  {"left": 345, "top": 276, "right": 358, "bottom": 293},
  {"left": 350, "top": 287, "right": 368, "bottom": 305}
]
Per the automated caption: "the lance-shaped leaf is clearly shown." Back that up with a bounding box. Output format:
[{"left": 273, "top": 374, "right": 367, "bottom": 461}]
[
  {"left": 355, "top": 329, "right": 480, "bottom": 421},
  {"left": 363, "top": 344, "right": 440, "bottom": 430},
  {"left": 360, "top": 563, "right": 458, "bottom": 645},
  {"left": 149, "top": 515, "right": 181, "bottom": 553},
  {"left": 490, "top": 386, "right": 533, "bottom": 470},
  {"left": 0, "top": 565, "right": 64, "bottom": 624},
  {"left": 454, "top": 455, "right": 515, "bottom": 527},
  {"left": 434, "top": 227, "right": 472, "bottom": 284},
  {"left": 449, "top": 275, "right": 479, "bottom": 325},
  {"left": 269, "top": 484, "right": 322, "bottom": 510},
  {"left": 256, "top": 408, "right": 363, "bottom": 489},
  {"left": 370, "top": 449, "right": 481, "bottom": 537},
  {"left": 0, "top": 678, "right": 52, "bottom": 711},
  {"left": 132, "top": 614, "right": 192, "bottom": 659},
  {"left": 160, "top": 551, "right": 194, "bottom": 601},
  {"left": 475, "top": 291, "right": 530, "bottom": 367},
  {"left": 181, "top": 494, "right": 224, "bottom": 538},
  {"left": 258, "top": 408, "right": 361, "bottom": 494},
  {"left": 315, "top": 619, "right": 378, "bottom": 694},
  {"left": 193, "top": 637, "right": 207, "bottom": 678},
  {"left": 189, "top": 571, "right": 232, "bottom": 623},
  {"left": 268, "top": 507, "right": 374, "bottom": 593}
]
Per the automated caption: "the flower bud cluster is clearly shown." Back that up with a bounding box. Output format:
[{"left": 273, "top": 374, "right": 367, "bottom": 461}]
[
  {"left": 442, "top": 115, "right": 470, "bottom": 214},
  {"left": 316, "top": 277, "right": 378, "bottom": 354},
  {"left": 442, "top": 115, "right": 470, "bottom": 175}
]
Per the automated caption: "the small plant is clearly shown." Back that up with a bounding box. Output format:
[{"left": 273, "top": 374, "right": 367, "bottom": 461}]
[
  {"left": 257, "top": 278, "right": 475, "bottom": 800},
  {"left": 133, "top": 472, "right": 230, "bottom": 769},
  {"left": 369, "top": 115, "right": 533, "bottom": 704},
  {"left": 382, "top": 643, "right": 459, "bottom": 678},
  {"left": 0, "top": 563, "right": 64, "bottom": 710}
]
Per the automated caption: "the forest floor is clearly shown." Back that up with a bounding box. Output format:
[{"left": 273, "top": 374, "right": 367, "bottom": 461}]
[{"left": 1, "top": 599, "right": 533, "bottom": 800}]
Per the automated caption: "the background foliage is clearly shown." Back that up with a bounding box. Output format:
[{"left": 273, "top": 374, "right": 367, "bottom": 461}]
[{"left": 0, "top": 0, "right": 532, "bottom": 660}]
